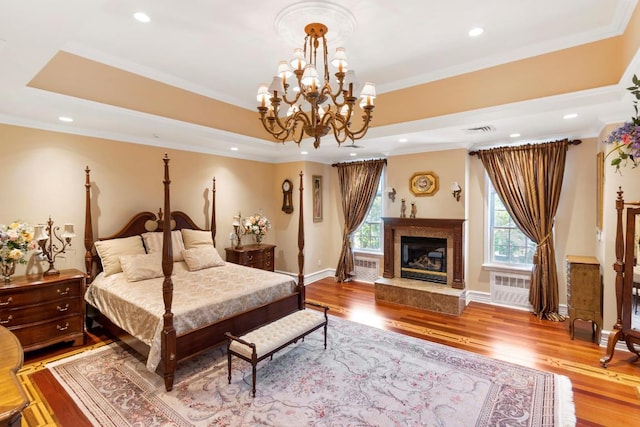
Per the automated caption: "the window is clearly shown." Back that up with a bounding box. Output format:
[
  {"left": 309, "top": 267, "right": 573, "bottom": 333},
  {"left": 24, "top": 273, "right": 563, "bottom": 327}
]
[
  {"left": 352, "top": 174, "right": 383, "bottom": 252},
  {"left": 487, "top": 180, "right": 536, "bottom": 266}
]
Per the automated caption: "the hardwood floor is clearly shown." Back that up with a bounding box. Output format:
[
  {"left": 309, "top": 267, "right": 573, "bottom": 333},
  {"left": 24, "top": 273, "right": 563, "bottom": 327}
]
[{"left": 22, "top": 278, "right": 640, "bottom": 426}]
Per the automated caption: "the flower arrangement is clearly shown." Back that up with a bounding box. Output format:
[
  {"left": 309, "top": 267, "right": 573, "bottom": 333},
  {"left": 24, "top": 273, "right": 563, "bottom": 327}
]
[
  {"left": 0, "top": 221, "right": 35, "bottom": 264},
  {"left": 245, "top": 212, "right": 271, "bottom": 242},
  {"left": 604, "top": 74, "right": 640, "bottom": 171}
]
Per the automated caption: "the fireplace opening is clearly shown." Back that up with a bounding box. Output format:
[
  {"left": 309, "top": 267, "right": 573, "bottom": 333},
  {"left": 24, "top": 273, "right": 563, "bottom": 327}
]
[{"left": 401, "top": 236, "right": 447, "bottom": 284}]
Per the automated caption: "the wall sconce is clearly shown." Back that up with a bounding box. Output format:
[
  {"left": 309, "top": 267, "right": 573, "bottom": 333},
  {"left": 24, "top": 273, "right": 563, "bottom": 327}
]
[
  {"left": 34, "top": 216, "right": 75, "bottom": 276},
  {"left": 387, "top": 187, "right": 397, "bottom": 202},
  {"left": 451, "top": 182, "right": 462, "bottom": 202}
]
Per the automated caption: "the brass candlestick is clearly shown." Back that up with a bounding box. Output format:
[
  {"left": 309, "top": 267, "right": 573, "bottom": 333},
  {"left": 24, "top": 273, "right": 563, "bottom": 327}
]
[{"left": 33, "top": 216, "right": 75, "bottom": 276}]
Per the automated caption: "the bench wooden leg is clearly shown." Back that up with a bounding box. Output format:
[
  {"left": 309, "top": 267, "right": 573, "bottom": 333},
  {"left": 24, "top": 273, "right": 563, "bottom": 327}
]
[
  {"left": 227, "top": 351, "right": 232, "bottom": 384},
  {"left": 251, "top": 363, "right": 257, "bottom": 397}
]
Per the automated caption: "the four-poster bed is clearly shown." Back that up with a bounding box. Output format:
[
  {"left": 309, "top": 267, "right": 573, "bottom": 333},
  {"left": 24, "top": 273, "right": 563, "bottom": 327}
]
[{"left": 83, "top": 155, "right": 306, "bottom": 391}]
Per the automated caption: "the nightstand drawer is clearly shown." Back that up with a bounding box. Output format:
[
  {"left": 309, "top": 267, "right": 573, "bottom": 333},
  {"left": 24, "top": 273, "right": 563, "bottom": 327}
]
[
  {"left": 8, "top": 314, "right": 83, "bottom": 350},
  {"left": 0, "top": 298, "right": 81, "bottom": 327},
  {"left": 0, "top": 280, "right": 82, "bottom": 307}
]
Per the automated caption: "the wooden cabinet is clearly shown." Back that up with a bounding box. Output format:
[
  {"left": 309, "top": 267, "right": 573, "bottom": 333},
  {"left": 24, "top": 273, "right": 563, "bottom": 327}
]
[
  {"left": 225, "top": 244, "right": 275, "bottom": 271},
  {"left": 566, "top": 256, "right": 602, "bottom": 343},
  {"left": 0, "top": 269, "right": 86, "bottom": 352}
]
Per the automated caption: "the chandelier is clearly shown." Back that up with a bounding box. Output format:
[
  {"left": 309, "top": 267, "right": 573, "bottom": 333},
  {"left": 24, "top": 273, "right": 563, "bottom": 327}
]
[{"left": 257, "top": 23, "right": 375, "bottom": 149}]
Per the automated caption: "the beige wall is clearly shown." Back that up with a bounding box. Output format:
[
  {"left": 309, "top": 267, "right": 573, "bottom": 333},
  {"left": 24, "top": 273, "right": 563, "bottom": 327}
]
[{"left": 1, "top": 122, "right": 632, "bottom": 334}]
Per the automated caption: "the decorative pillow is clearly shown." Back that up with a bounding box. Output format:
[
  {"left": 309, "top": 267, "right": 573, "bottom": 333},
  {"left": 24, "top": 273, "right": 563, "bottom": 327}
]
[
  {"left": 181, "top": 246, "right": 225, "bottom": 271},
  {"left": 95, "top": 236, "right": 146, "bottom": 277},
  {"left": 142, "top": 230, "right": 185, "bottom": 262},
  {"left": 181, "top": 229, "right": 214, "bottom": 249},
  {"left": 119, "top": 253, "right": 163, "bottom": 282}
]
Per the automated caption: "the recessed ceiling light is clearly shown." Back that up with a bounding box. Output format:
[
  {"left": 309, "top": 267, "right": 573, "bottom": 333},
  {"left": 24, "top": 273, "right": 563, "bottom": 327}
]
[
  {"left": 563, "top": 113, "right": 578, "bottom": 120},
  {"left": 469, "top": 27, "right": 484, "bottom": 37},
  {"left": 350, "top": 152, "right": 357, "bottom": 157},
  {"left": 58, "top": 116, "right": 73, "bottom": 122},
  {"left": 399, "top": 138, "right": 408, "bottom": 143},
  {"left": 301, "top": 151, "right": 308, "bottom": 155},
  {"left": 133, "top": 12, "right": 150, "bottom": 23},
  {"left": 509, "top": 133, "right": 520, "bottom": 138},
  {"left": 230, "top": 147, "right": 239, "bottom": 151}
]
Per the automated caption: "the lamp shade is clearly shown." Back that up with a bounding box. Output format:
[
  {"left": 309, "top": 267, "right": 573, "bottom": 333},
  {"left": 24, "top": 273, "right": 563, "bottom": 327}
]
[
  {"left": 301, "top": 65, "right": 320, "bottom": 88},
  {"left": 256, "top": 84, "right": 270, "bottom": 104},
  {"left": 61, "top": 223, "right": 75, "bottom": 239},
  {"left": 277, "top": 60, "right": 292, "bottom": 79},
  {"left": 451, "top": 182, "right": 461, "bottom": 192},
  {"left": 359, "top": 82, "right": 376, "bottom": 99},
  {"left": 331, "top": 47, "right": 348, "bottom": 71},
  {"left": 290, "top": 48, "right": 306, "bottom": 70},
  {"left": 33, "top": 225, "right": 48, "bottom": 242},
  {"left": 268, "top": 76, "right": 285, "bottom": 96}
]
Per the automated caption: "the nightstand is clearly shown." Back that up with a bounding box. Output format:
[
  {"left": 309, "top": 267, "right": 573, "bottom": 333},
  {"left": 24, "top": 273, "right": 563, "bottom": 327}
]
[
  {"left": 0, "top": 269, "right": 86, "bottom": 352},
  {"left": 566, "top": 256, "right": 602, "bottom": 343},
  {"left": 225, "top": 244, "right": 275, "bottom": 271}
]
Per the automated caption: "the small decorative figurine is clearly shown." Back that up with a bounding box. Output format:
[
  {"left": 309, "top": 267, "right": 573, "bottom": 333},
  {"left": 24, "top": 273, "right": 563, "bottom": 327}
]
[
  {"left": 400, "top": 199, "right": 407, "bottom": 218},
  {"left": 410, "top": 202, "right": 417, "bottom": 218}
]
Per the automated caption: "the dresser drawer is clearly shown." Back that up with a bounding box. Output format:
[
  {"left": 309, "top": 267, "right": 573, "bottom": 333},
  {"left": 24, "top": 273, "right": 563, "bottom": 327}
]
[
  {"left": 8, "top": 314, "right": 83, "bottom": 350},
  {"left": 0, "top": 298, "right": 81, "bottom": 327},
  {"left": 0, "top": 280, "right": 82, "bottom": 307}
]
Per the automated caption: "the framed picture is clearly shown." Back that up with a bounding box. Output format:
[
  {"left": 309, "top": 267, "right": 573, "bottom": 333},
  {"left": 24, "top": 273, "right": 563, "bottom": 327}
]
[
  {"left": 312, "top": 175, "right": 323, "bottom": 222},
  {"left": 409, "top": 171, "right": 439, "bottom": 196},
  {"left": 596, "top": 151, "right": 604, "bottom": 231}
]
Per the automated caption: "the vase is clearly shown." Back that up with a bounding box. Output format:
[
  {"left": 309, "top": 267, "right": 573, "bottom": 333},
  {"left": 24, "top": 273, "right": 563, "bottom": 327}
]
[
  {"left": 255, "top": 234, "right": 262, "bottom": 245},
  {"left": 1, "top": 261, "right": 15, "bottom": 283}
]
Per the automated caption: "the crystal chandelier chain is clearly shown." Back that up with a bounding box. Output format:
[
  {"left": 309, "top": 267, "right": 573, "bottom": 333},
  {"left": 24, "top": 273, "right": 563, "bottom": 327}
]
[{"left": 257, "top": 23, "right": 375, "bottom": 149}]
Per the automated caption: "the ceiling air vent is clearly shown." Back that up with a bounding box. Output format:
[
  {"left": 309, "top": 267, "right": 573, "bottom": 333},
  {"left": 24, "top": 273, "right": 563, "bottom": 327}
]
[{"left": 465, "top": 125, "right": 495, "bottom": 133}]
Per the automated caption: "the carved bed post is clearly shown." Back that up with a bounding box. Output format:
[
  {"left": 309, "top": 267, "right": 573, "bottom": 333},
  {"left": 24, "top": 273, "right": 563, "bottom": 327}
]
[
  {"left": 161, "top": 154, "right": 177, "bottom": 390},
  {"left": 211, "top": 177, "right": 216, "bottom": 246},
  {"left": 298, "top": 171, "right": 305, "bottom": 308},
  {"left": 84, "top": 166, "right": 94, "bottom": 283},
  {"left": 601, "top": 187, "right": 625, "bottom": 366}
]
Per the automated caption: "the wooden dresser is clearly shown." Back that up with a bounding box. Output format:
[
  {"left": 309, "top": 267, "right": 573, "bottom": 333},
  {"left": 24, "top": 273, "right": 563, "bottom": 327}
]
[
  {"left": 225, "top": 244, "right": 275, "bottom": 271},
  {"left": 0, "top": 326, "right": 28, "bottom": 427},
  {"left": 566, "top": 255, "right": 602, "bottom": 343},
  {"left": 0, "top": 269, "right": 85, "bottom": 352}
]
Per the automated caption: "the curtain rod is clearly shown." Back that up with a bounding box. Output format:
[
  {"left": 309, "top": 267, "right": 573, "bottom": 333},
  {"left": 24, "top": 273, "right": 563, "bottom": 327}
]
[
  {"left": 331, "top": 158, "right": 387, "bottom": 167},
  {"left": 468, "top": 139, "right": 582, "bottom": 157}
]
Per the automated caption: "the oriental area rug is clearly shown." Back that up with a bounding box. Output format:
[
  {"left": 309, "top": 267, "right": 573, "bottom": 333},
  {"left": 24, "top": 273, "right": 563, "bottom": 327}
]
[{"left": 45, "top": 316, "right": 575, "bottom": 426}]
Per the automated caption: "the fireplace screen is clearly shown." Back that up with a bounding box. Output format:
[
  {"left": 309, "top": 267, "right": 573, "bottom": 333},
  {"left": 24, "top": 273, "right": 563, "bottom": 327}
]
[{"left": 401, "top": 236, "right": 447, "bottom": 284}]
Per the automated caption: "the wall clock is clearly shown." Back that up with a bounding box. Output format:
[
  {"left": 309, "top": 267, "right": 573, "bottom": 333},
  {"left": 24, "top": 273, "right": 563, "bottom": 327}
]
[
  {"left": 409, "top": 171, "right": 439, "bottom": 196},
  {"left": 281, "top": 179, "right": 294, "bottom": 213}
]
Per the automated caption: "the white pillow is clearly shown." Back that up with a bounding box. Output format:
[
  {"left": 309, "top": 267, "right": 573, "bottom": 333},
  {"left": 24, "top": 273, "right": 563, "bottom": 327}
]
[
  {"left": 181, "top": 246, "right": 225, "bottom": 271},
  {"left": 142, "top": 230, "right": 185, "bottom": 262},
  {"left": 120, "top": 253, "right": 163, "bottom": 282},
  {"left": 181, "top": 229, "right": 214, "bottom": 249},
  {"left": 95, "top": 236, "right": 146, "bottom": 277}
]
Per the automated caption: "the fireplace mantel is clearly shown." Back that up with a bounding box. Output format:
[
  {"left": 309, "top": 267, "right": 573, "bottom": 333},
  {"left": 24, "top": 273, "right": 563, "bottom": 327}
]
[{"left": 382, "top": 217, "right": 465, "bottom": 289}]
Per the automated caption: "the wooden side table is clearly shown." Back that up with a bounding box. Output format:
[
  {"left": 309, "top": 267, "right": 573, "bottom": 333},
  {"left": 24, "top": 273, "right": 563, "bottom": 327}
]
[
  {"left": 225, "top": 244, "right": 275, "bottom": 271},
  {"left": 0, "top": 326, "right": 29, "bottom": 427},
  {"left": 566, "top": 255, "right": 602, "bottom": 343},
  {"left": 0, "top": 269, "right": 86, "bottom": 352}
]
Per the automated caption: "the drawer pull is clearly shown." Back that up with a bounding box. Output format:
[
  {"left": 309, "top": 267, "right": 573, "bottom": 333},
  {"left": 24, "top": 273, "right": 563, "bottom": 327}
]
[
  {"left": 57, "top": 287, "right": 70, "bottom": 296},
  {"left": 0, "top": 296, "right": 13, "bottom": 306},
  {"left": 57, "top": 322, "right": 70, "bottom": 331},
  {"left": 57, "top": 303, "right": 70, "bottom": 312},
  {"left": 248, "top": 255, "right": 254, "bottom": 260},
  {"left": 0, "top": 315, "right": 12, "bottom": 325}
]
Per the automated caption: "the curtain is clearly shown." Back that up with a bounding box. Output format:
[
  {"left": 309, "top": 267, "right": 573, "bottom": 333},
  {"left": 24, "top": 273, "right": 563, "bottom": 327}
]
[
  {"left": 334, "top": 158, "right": 386, "bottom": 282},
  {"left": 477, "top": 139, "right": 570, "bottom": 320}
]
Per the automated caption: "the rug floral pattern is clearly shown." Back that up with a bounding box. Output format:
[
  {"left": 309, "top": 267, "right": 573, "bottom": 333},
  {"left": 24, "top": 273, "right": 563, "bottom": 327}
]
[{"left": 48, "top": 316, "right": 574, "bottom": 426}]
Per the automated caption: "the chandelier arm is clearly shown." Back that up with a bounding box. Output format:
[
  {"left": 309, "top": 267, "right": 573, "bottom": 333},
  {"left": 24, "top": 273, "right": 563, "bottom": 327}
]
[{"left": 344, "top": 109, "right": 375, "bottom": 140}]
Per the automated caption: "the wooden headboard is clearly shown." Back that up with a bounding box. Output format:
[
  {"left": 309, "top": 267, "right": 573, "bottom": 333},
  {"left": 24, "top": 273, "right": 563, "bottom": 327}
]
[{"left": 83, "top": 166, "right": 216, "bottom": 282}]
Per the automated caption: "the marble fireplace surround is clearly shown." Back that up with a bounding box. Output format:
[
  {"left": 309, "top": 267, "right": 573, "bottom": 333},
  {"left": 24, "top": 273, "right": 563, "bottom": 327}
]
[{"left": 381, "top": 217, "right": 465, "bottom": 289}]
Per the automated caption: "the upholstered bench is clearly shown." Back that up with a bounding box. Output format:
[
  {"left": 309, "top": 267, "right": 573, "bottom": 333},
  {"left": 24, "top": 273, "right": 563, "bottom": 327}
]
[{"left": 225, "top": 302, "right": 329, "bottom": 396}]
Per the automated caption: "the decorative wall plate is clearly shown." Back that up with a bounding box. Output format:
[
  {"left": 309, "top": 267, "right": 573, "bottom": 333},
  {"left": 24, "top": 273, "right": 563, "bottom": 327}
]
[{"left": 409, "top": 171, "right": 439, "bottom": 196}]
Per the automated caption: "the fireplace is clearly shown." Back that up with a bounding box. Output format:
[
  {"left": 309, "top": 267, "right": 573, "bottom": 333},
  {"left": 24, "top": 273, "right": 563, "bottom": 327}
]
[
  {"left": 401, "top": 236, "right": 447, "bottom": 284},
  {"left": 381, "top": 217, "right": 465, "bottom": 289}
]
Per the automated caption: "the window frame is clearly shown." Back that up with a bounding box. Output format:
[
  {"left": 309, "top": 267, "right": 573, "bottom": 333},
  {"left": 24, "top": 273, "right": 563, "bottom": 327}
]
[
  {"left": 484, "top": 176, "right": 536, "bottom": 271},
  {"left": 351, "top": 171, "right": 384, "bottom": 254}
]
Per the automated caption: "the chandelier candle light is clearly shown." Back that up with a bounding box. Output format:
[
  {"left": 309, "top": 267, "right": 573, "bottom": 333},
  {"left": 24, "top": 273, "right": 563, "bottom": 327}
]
[
  {"left": 257, "top": 23, "right": 375, "bottom": 148},
  {"left": 33, "top": 216, "right": 75, "bottom": 276}
]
